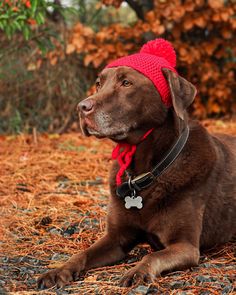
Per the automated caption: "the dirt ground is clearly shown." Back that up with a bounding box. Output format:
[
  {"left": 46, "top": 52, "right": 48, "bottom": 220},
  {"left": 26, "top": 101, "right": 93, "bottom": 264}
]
[{"left": 0, "top": 119, "right": 235, "bottom": 295}]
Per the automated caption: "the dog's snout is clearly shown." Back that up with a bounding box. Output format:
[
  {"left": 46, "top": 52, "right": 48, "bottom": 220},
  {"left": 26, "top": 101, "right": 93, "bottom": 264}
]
[{"left": 78, "top": 99, "right": 95, "bottom": 115}]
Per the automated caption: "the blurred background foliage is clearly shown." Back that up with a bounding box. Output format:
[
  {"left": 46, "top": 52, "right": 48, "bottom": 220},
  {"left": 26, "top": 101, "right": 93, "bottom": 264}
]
[{"left": 0, "top": 0, "right": 235, "bottom": 134}]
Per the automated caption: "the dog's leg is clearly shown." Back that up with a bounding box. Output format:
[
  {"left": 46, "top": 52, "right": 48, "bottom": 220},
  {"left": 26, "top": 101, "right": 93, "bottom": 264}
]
[
  {"left": 38, "top": 233, "right": 133, "bottom": 289},
  {"left": 120, "top": 242, "right": 199, "bottom": 287}
]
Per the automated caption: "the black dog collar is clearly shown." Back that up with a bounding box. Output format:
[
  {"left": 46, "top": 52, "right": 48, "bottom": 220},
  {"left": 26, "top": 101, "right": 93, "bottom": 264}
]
[{"left": 116, "top": 125, "right": 190, "bottom": 199}]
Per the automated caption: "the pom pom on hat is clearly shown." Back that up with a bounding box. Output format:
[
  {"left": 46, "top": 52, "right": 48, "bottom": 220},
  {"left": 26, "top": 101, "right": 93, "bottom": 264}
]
[
  {"left": 140, "top": 38, "right": 176, "bottom": 68},
  {"left": 106, "top": 38, "right": 178, "bottom": 106}
]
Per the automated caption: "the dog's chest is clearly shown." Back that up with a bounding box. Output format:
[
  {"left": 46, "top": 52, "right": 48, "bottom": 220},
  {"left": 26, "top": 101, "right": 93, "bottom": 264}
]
[
  {"left": 110, "top": 195, "right": 166, "bottom": 228},
  {"left": 123, "top": 208, "right": 166, "bottom": 249}
]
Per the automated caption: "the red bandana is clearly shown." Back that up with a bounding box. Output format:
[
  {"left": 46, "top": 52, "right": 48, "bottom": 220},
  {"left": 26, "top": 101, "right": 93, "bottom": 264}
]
[{"left": 112, "top": 129, "right": 154, "bottom": 186}]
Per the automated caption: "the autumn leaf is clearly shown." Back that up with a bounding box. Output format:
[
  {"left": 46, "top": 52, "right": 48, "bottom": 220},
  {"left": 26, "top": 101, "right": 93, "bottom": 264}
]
[
  {"left": 93, "top": 57, "right": 103, "bottom": 68},
  {"left": 146, "top": 11, "right": 156, "bottom": 22},
  {"left": 220, "top": 11, "right": 230, "bottom": 22},
  {"left": 50, "top": 56, "right": 58, "bottom": 66},
  {"left": 183, "top": 18, "right": 194, "bottom": 30},
  {"left": 208, "top": 0, "right": 224, "bottom": 9},
  {"left": 84, "top": 275, "right": 98, "bottom": 282},
  {"left": 221, "top": 29, "right": 232, "bottom": 39},
  {"left": 48, "top": 262, "right": 64, "bottom": 269},
  {"left": 84, "top": 54, "right": 94, "bottom": 67},
  {"left": 66, "top": 44, "right": 76, "bottom": 55},
  {"left": 194, "top": 16, "right": 206, "bottom": 28}
]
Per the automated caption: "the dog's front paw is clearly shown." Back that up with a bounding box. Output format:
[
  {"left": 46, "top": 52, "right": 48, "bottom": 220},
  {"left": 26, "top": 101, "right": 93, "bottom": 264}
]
[
  {"left": 120, "top": 266, "right": 155, "bottom": 287},
  {"left": 37, "top": 267, "right": 76, "bottom": 289}
]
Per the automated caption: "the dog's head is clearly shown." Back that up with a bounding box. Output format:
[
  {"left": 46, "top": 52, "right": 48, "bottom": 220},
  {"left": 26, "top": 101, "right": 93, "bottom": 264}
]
[{"left": 78, "top": 66, "right": 196, "bottom": 142}]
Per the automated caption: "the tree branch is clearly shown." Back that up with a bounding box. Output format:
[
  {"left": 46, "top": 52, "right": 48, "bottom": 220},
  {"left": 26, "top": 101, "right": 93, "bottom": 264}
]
[
  {"left": 125, "top": 0, "right": 154, "bottom": 20},
  {"left": 125, "top": 0, "right": 145, "bottom": 20},
  {"left": 47, "top": 0, "right": 64, "bottom": 23}
]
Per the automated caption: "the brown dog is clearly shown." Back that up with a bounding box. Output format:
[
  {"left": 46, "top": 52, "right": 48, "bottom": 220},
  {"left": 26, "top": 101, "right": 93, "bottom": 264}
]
[{"left": 38, "top": 66, "right": 236, "bottom": 289}]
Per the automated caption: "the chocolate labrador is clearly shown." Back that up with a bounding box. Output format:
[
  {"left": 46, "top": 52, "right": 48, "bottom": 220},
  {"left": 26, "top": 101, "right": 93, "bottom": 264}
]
[{"left": 38, "top": 66, "right": 236, "bottom": 289}]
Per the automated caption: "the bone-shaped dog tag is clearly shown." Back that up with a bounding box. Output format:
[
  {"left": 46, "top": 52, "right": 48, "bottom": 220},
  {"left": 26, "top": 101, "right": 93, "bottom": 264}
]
[{"left": 124, "top": 196, "right": 143, "bottom": 209}]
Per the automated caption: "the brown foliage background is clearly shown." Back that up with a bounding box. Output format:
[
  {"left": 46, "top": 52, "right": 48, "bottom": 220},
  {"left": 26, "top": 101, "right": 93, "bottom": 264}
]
[
  {"left": 66, "top": 0, "right": 236, "bottom": 118},
  {"left": 0, "top": 0, "right": 235, "bottom": 134}
]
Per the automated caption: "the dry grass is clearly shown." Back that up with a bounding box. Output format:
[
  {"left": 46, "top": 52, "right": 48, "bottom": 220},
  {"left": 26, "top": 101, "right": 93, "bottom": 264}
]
[{"left": 0, "top": 119, "right": 235, "bottom": 295}]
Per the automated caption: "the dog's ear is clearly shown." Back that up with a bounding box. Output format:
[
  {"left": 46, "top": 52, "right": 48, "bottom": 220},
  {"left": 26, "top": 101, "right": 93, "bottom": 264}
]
[{"left": 162, "top": 68, "right": 197, "bottom": 120}]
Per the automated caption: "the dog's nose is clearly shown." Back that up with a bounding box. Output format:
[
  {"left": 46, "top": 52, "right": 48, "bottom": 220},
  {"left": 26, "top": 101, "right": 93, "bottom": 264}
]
[{"left": 78, "top": 99, "right": 95, "bottom": 115}]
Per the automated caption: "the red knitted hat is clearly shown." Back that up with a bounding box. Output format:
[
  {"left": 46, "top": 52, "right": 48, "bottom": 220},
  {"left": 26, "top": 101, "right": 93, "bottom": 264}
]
[{"left": 106, "top": 38, "right": 177, "bottom": 107}]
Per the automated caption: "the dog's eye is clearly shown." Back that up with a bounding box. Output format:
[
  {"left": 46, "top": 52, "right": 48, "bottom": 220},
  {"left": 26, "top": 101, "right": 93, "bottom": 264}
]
[
  {"left": 122, "top": 80, "right": 132, "bottom": 87},
  {"left": 96, "top": 81, "right": 101, "bottom": 91}
]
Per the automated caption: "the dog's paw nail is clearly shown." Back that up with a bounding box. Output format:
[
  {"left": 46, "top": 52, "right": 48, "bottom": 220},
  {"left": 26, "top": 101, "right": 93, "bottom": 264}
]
[
  {"left": 120, "top": 273, "right": 138, "bottom": 287},
  {"left": 119, "top": 277, "right": 132, "bottom": 287},
  {"left": 72, "top": 271, "right": 79, "bottom": 281},
  {"left": 120, "top": 269, "right": 155, "bottom": 287},
  {"left": 143, "top": 273, "right": 155, "bottom": 284}
]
